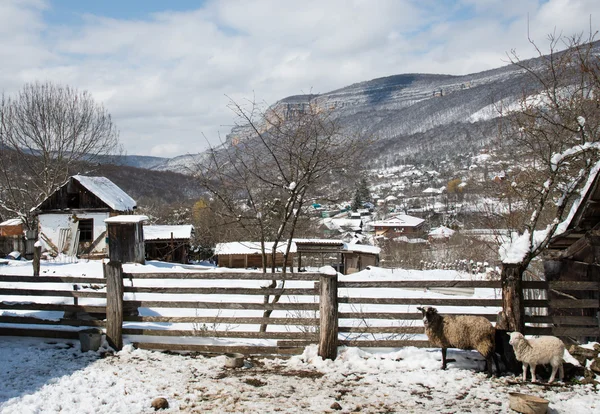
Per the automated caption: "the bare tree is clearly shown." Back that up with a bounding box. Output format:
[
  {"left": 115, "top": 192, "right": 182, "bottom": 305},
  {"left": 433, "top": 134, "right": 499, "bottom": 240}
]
[
  {"left": 0, "top": 82, "right": 121, "bottom": 228},
  {"left": 196, "top": 96, "right": 371, "bottom": 330},
  {"left": 491, "top": 32, "right": 600, "bottom": 331}
]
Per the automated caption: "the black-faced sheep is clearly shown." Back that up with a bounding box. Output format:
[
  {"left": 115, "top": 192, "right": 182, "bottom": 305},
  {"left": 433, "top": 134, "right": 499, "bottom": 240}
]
[
  {"left": 508, "top": 332, "right": 564, "bottom": 383},
  {"left": 417, "top": 306, "right": 499, "bottom": 376}
]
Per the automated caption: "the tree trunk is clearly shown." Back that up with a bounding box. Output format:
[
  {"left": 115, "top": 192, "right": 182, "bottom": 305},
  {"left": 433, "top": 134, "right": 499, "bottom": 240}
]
[{"left": 500, "top": 263, "right": 525, "bottom": 333}]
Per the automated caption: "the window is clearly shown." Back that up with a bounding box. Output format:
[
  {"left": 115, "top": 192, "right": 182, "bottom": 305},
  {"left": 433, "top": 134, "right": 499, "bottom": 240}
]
[{"left": 78, "top": 219, "right": 93, "bottom": 243}]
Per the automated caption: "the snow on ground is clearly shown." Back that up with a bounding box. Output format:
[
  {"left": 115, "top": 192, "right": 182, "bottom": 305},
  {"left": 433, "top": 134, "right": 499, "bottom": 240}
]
[
  {"left": 1, "top": 259, "right": 599, "bottom": 412},
  {"left": 0, "top": 337, "right": 598, "bottom": 413}
]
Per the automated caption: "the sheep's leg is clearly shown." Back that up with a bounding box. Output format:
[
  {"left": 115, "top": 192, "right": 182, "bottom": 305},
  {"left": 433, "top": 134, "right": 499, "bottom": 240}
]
[
  {"left": 441, "top": 348, "right": 447, "bottom": 370},
  {"left": 493, "top": 353, "right": 501, "bottom": 376},
  {"left": 531, "top": 365, "right": 537, "bottom": 383},
  {"left": 559, "top": 363, "right": 564, "bottom": 382},
  {"left": 522, "top": 363, "right": 528, "bottom": 382},
  {"left": 485, "top": 354, "right": 493, "bottom": 377},
  {"left": 549, "top": 365, "right": 557, "bottom": 384}
]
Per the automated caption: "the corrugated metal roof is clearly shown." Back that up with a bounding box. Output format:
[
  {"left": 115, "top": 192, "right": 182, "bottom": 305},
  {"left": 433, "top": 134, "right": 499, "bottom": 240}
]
[
  {"left": 144, "top": 225, "right": 194, "bottom": 241},
  {"left": 74, "top": 175, "right": 136, "bottom": 211}
]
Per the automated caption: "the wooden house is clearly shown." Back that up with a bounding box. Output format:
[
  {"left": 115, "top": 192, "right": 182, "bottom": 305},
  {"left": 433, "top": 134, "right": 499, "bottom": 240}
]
[
  {"left": 544, "top": 167, "right": 600, "bottom": 341},
  {"left": 368, "top": 214, "right": 425, "bottom": 238},
  {"left": 31, "top": 175, "right": 137, "bottom": 257},
  {"left": 144, "top": 225, "right": 194, "bottom": 264}
]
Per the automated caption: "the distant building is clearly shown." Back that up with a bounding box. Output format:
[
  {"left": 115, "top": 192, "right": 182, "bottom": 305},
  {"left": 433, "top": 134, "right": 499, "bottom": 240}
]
[
  {"left": 144, "top": 225, "right": 194, "bottom": 263},
  {"left": 369, "top": 214, "right": 425, "bottom": 238},
  {"left": 31, "top": 175, "right": 136, "bottom": 257},
  {"left": 428, "top": 226, "right": 456, "bottom": 243}
]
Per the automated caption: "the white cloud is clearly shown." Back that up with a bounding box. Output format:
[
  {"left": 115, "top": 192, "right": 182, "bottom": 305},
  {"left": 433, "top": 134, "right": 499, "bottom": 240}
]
[{"left": 1, "top": 0, "right": 599, "bottom": 156}]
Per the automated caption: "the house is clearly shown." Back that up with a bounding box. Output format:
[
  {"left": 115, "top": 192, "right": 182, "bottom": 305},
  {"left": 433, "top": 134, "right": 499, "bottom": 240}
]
[
  {"left": 144, "top": 225, "right": 194, "bottom": 264},
  {"left": 428, "top": 226, "right": 456, "bottom": 243},
  {"left": 368, "top": 214, "right": 425, "bottom": 238},
  {"left": 31, "top": 175, "right": 136, "bottom": 257}
]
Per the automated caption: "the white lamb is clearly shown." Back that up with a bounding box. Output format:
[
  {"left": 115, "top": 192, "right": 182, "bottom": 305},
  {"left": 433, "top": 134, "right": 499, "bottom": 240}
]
[{"left": 508, "top": 332, "right": 565, "bottom": 383}]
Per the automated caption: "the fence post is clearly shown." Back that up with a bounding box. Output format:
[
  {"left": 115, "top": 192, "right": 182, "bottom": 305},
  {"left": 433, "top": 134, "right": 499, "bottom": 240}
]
[
  {"left": 33, "top": 244, "right": 41, "bottom": 277},
  {"left": 104, "top": 260, "right": 124, "bottom": 351},
  {"left": 318, "top": 270, "right": 338, "bottom": 360}
]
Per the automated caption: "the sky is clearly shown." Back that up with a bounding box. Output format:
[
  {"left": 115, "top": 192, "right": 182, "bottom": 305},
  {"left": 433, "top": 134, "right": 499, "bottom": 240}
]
[{"left": 1, "top": 0, "right": 600, "bottom": 158}]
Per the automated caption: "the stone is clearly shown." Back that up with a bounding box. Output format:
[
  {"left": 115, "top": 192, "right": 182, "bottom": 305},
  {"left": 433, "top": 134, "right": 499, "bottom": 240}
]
[
  {"left": 568, "top": 345, "right": 598, "bottom": 366},
  {"left": 151, "top": 397, "right": 169, "bottom": 411},
  {"left": 590, "top": 358, "right": 600, "bottom": 375},
  {"left": 331, "top": 402, "right": 342, "bottom": 410}
]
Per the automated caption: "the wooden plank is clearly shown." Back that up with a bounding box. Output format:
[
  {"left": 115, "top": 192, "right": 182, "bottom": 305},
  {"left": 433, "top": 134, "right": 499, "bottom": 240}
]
[
  {"left": 105, "top": 261, "right": 124, "bottom": 351},
  {"left": 549, "top": 281, "right": 600, "bottom": 290},
  {"left": 523, "top": 327, "right": 553, "bottom": 336},
  {"left": 339, "top": 312, "right": 498, "bottom": 320},
  {"left": 122, "top": 328, "right": 317, "bottom": 340},
  {"left": 340, "top": 340, "right": 431, "bottom": 348},
  {"left": 550, "top": 299, "right": 599, "bottom": 309},
  {"left": 0, "top": 275, "right": 106, "bottom": 284},
  {"left": 525, "top": 315, "right": 599, "bottom": 325},
  {"left": 124, "top": 272, "right": 321, "bottom": 281},
  {"left": 123, "top": 316, "right": 318, "bottom": 325},
  {"left": 338, "top": 297, "right": 506, "bottom": 306},
  {"left": 552, "top": 327, "right": 600, "bottom": 337},
  {"left": 0, "top": 315, "right": 105, "bottom": 327},
  {"left": 338, "top": 326, "right": 424, "bottom": 334},
  {"left": 132, "top": 342, "right": 304, "bottom": 355},
  {"left": 0, "top": 302, "right": 106, "bottom": 313},
  {"left": 0, "top": 288, "right": 105, "bottom": 298},
  {"left": 0, "top": 327, "right": 80, "bottom": 339},
  {"left": 319, "top": 274, "right": 338, "bottom": 360},
  {"left": 339, "top": 281, "right": 502, "bottom": 288},
  {"left": 123, "top": 287, "right": 317, "bottom": 295},
  {"left": 123, "top": 300, "right": 319, "bottom": 311}
]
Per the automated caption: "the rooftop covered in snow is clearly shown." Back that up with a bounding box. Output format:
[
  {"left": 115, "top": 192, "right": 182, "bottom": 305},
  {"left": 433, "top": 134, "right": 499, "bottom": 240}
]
[{"left": 144, "top": 225, "right": 194, "bottom": 241}]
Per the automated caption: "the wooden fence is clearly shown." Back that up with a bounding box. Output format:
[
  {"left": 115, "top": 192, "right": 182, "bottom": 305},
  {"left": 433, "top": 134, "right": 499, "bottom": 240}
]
[{"left": 0, "top": 263, "right": 598, "bottom": 359}]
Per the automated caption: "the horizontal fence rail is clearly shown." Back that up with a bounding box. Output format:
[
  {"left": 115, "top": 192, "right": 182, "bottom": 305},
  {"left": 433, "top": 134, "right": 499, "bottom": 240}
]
[{"left": 1, "top": 264, "right": 597, "bottom": 358}]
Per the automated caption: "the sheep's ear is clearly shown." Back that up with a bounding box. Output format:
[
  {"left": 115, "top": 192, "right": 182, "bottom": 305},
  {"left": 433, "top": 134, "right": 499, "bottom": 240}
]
[
  {"left": 506, "top": 332, "right": 512, "bottom": 336},
  {"left": 416, "top": 307, "right": 424, "bottom": 312}
]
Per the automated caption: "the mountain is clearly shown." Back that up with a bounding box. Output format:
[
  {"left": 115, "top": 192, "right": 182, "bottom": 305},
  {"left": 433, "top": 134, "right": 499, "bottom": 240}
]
[{"left": 135, "top": 41, "right": 600, "bottom": 173}]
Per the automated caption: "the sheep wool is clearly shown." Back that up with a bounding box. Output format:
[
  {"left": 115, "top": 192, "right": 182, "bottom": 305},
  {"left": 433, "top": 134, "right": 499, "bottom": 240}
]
[
  {"left": 508, "top": 332, "right": 564, "bottom": 383},
  {"left": 418, "top": 306, "right": 498, "bottom": 376}
]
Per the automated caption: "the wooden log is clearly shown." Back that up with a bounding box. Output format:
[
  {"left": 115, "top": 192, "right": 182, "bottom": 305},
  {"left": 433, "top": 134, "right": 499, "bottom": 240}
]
[
  {"left": 339, "top": 312, "right": 498, "bottom": 320},
  {"left": 318, "top": 273, "right": 338, "bottom": 360},
  {"left": 33, "top": 245, "right": 41, "bottom": 277},
  {"left": 0, "top": 327, "right": 80, "bottom": 340},
  {"left": 0, "top": 315, "right": 105, "bottom": 327},
  {"left": 123, "top": 316, "right": 318, "bottom": 325},
  {"left": 338, "top": 326, "right": 424, "bottom": 334},
  {"left": 122, "top": 300, "right": 319, "bottom": 311},
  {"left": 132, "top": 342, "right": 303, "bottom": 355},
  {"left": 339, "top": 340, "right": 431, "bottom": 348},
  {"left": 123, "top": 272, "right": 321, "bottom": 281},
  {"left": 105, "top": 261, "right": 124, "bottom": 351},
  {"left": 123, "top": 286, "right": 317, "bottom": 295},
  {"left": 122, "top": 328, "right": 317, "bottom": 340},
  {"left": 0, "top": 288, "right": 106, "bottom": 298},
  {"left": 0, "top": 275, "right": 106, "bottom": 284},
  {"left": 0, "top": 302, "right": 106, "bottom": 313},
  {"left": 338, "top": 297, "right": 510, "bottom": 306}
]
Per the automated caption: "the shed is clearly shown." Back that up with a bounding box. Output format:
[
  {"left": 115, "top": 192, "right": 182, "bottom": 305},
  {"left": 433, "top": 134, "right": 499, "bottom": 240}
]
[
  {"left": 144, "top": 225, "right": 194, "bottom": 263},
  {"left": 214, "top": 241, "right": 296, "bottom": 269},
  {"left": 0, "top": 218, "right": 24, "bottom": 237},
  {"left": 31, "top": 175, "right": 136, "bottom": 257},
  {"left": 544, "top": 164, "right": 600, "bottom": 341},
  {"left": 105, "top": 215, "right": 148, "bottom": 264}
]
